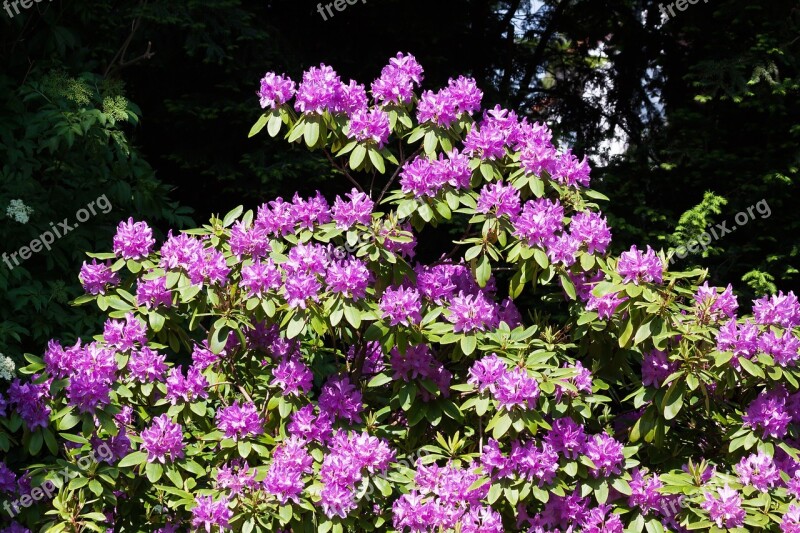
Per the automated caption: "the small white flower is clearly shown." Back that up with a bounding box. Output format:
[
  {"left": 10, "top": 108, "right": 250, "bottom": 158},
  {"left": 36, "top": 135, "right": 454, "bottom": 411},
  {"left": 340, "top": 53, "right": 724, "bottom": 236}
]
[
  {"left": 6, "top": 199, "right": 34, "bottom": 224},
  {"left": 0, "top": 353, "right": 15, "bottom": 381}
]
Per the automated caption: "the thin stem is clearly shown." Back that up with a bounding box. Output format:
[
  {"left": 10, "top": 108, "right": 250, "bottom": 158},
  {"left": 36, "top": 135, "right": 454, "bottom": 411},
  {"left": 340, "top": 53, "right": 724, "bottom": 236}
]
[
  {"left": 323, "top": 148, "right": 363, "bottom": 192},
  {"left": 378, "top": 145, "right": 423, "bottom": 204}
]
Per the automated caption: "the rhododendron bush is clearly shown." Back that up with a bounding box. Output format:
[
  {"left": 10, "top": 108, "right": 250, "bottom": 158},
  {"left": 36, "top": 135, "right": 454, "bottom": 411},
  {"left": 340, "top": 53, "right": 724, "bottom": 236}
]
[{"left": 2, "top": 53, "right": 800, "bottom": 533}]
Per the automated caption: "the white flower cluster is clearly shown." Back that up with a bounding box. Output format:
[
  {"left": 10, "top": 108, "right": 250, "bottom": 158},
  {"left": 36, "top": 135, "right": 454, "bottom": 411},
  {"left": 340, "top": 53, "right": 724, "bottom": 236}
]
[
  {"left": 5, "top": 199, "right": 34, "bottom": 224},
  {"left": 0, "top": 353, "right": 14, "bottom": 381}
]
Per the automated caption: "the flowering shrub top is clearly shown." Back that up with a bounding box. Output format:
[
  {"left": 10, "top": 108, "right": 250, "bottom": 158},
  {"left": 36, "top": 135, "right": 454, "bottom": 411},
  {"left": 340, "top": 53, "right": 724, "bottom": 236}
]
[{"left": 1, "top": 52, "right": 800, "bottom": 533}]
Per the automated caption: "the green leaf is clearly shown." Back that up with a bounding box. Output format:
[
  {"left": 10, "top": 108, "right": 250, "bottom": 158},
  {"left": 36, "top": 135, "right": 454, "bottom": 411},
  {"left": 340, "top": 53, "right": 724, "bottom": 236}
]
[
  {"left": 238, "top": 440, "right": 252, "bottom": 459},
  {"left": 662, "top": 380, "right": 685, "bottom": 421},
  {"left": 248, "top": 114, "right": 269, "bottom": 138},
  {"left": 460, "top": 335, "right": 477, "bottom": 355},
  {"left": 145, "top": 461, "right": 163, "bottom": 483},
  {"left": 368, "top": 373, "right": 393, "bottom": 388},
  {"left": 118, "top": 451, "right": 148, "bottom": 468},
  {"left": 368, "top": 148, "right": 386, "bottom": 173},
  {"left": 350, "top": 144, "right": 367, "bottom": 169},
  {"left": 492, "top": 412, "right": 513, "bottom": 439},
  {"left": 344, "top": 305, "right": 362, "bottom": 329}
]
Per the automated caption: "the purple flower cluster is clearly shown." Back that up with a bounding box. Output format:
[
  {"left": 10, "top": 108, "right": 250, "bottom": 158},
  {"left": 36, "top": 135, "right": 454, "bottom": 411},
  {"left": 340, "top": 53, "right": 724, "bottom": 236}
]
[
  {"left": 390, "top": 344, "right": 451, "bottom": 398},
  {"left": 165, "top": 366, "right": 208, "bottom": 404},
  {"left": 468, "top": 355, "right": 540, "bottom": 410},
  {"left": 641, "top": 349, "right": 679, "bottom": 388},
  {"left": 293, "top": 64, "right": 366, "bottom": 116},
  {"left": 617, "top": 245, "right": 663, "bottom": 285},
  {"left": 742, "top": 387, "right": 792, "bottom": 438},
  {"left": 318, "top": 375, "right": 363, "bottom": 424},
  {"left": 331, "top": 188, "right": 374, "bottom": 229},
  {"left": 319, "top": 430, "right": 394, "bottom": 518},
  {"left": 392, "top": 461, "right": 496, "bottom": 533},
  {"left": 447, "top": 291, "right": 498, "bottom": 333},
  {"left": 371, "top": 52, "right": 424, "bottom": 105},
  {"left": 216, "top": 401, "right": 264, "bottom": 441},
  {"left": 258, "top": 72, "right": 295, "bottom": 109},
  {"left": 399, "top": 149, "right": 472, "bottom": 197},
  {"left": 476, "top": 182, "right": 521, "bottom": 218},
  {"left": 136, "top": 276, "right": 172, "bottom": 309},
  {"left": 735, "top": 451, "right": 779, "bottom": 492},
  {"left": 113, "top": 218, "right": 155, "bottom": 260},
  {"left": 583, "top": 433, "right": 625, "bottom": 477},
  {"left": 346, "top": 107, "right": 390, "bottom": 147},
  {"left": 140, "top": 414, "right": 184, "bottom": 463},
  {"left": 701, "top": 485, "right": 745, "bottom": 529},
  {"left": 380, "top": 286, "right": 422, "bottom": 326},
  {"left": 79, "top": 259, "right": 120, "bottom": 295},
  {"left": 416, "top": 76, "right": 482, "bottom": 128},
  {"left": 753, "top": 290, "right": 800, "bottom": 328},
  {"left": 694, "top": 282, "right": 738, "bottom": 321},
  {"left": 191, "top": 495, "right": 232, "bottom": 533},
  {"left": 271, "top": 356, "right": 314, "bottom": 396},
  {"left": 5, "top": 378, "right": 51, "bottom": 430},
  {"left": 263, "top": 436, "right": 314, "bottom": 504}
]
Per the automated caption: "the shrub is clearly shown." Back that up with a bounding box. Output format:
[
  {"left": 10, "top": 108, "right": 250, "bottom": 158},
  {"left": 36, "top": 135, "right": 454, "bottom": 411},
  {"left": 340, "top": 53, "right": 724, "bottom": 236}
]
[{"left": 1, "top": 53, "right": 799, "bottom": 532}]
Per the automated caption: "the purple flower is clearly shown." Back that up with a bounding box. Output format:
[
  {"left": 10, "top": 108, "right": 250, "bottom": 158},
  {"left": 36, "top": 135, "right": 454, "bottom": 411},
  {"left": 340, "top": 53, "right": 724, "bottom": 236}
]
[
  {"left": 544, "top": 418, "right": 586, "bottom": 460},
  {"left": 263, "top": 436, "right": 313, "bottom": 504},
  {"left": 694, "top": 282, "right": 738, "bottom": 321},
  {"left": 476, "top": 182, "right": 521, "bottom": 218},
  {"left": 291, "top": 191, "right": 331, "bottom": 230},
  {"left": 228, "top": 221, "right": 272, "bottom": 258},
  {"left": 288, "top": 405, "right": 333, "bottom": 443},
  {"left": 569, "top": 211, "right": 612, "bottom": 255},
  {"left": 463, "top": 121, "right": 507, "bottom": 160},
  {"left": 742, "top": 387, "right": 791, "bottom": 439},
  {"left": 282, "top": 271, "right": 322, "bottom": 310},
  {"left": 628, "top": 469, "right": 664, "bottom": 516},
  {"left": 191, "top": 495, "right": 232, "bottom": 533},
  {"left": 735, "top": 451, "right": 779, "bottom": 492},
  {"left": 216, "top": 462, "right": 258, "bottom": 495},
  {"left": 551, "top": 149, "right": 591, "bottom": 188},
  {"left": 380, "top": 286, "right": 422, "bottom": 326},
  {"left": 782, "top": 504, "right": 800, "bottom": 532},
  {"left": 371, "top": 52, "right": 424, "bottom": 105},
  {"left": 319, "top": 375, "right": 363, "bottom": 424},
  {"left": 416, "top": 89, "right": 458, "bottom": 128},
  {"left": 103, "top": 312, "right": 147, "bottom": 351},
  {"left": 79, "top": 259, "right": 120, "bottom": 295},
  {"left": 216, "top": 401, "right": 264, "bottom": 441},
  {"left": 0, "top": 463, "right": 16, "bottom": 493},
  {"left": 617, "top": 245, "right": 663, "bottom": 285},
  {"left": 381, "top": 222, "right": 417, "bottom": 259},
  {"left": 641, "top": 349, "right": 678, "bottom": 387},
  {"left": 165, "top": 366, "right": 209, "bottom": 404},
  {"left": 241, "top": 259, "right": 282, "bottom": 298},
  {"left": 113, "top": 218, "right": 155, "bottom": 259},
  {"left": 6, "top": 378, "right": 51, "bottom": 430},
  {"left": 128, "top": 347, "right": 167, "bottom": 383},
  {"left": 583, "top": 433, "right": 624, "bottom": 477},
  {"left": 325, "top": 257, "right": 371, "bottom": 300},
  {"left": 447, "top": 291, "right": 498, "bottom": 333},
  {"left": 580, "top": 504, "right": 623, "bottom": 533},
  {"left": 701, "top": 485, "right": 745, "bottom": 529},
  {"left": 136, "top": 276, "right": 172, "bottom": 309},
  {"left": 753, "top": 290, "right": 800, "bottom": 328},
  {"left": 331, "top": 188, "right": 374, "bottom": 229},
  {"left": 546, "top": 233, "right": 581, "bottom": 267},
  {"left": 294, "top": 64, "right": 343, "bottom": 115},
  {"left": 446, "top": 76, "right": 483, "bottom": 115},
  {"left": 468, "top": 354, "right": 507, "bottom": 393},
  {"left": 271, "top": 356, "right": 314, "bottom": 396},
  {"left": 347, "top": 107, "right": 390, "bottom": 147},
  {"left": 516, "top": 441, "right": 559, "bottom": 486},
  {"left": 141, "top": 414, "right": 185, "bottom": 463},
  {"left": 258, "top": 72, "right": 296, "bottom": 109},
  {"left": 339, "top": 80, "right": 368, "bottom": 115},
  {"left": 390, "top": 344, "right": 451, "bottom": 398},
  {"left": 586, "top": 291, "right": 627, "bottom": 320},
  {"left": 495, "top": 367, "right": 540, "bottom": 410},
  {"left": 758, "top": 329, "right": 800, "bottom": 367},
  {"left": 716, "top": 319, "right": 759, "bottom": 365},
  {"left": 512, "top": 198, "right": 564, "bottom": 247}
]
